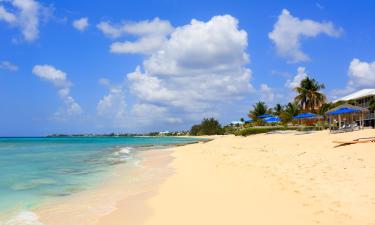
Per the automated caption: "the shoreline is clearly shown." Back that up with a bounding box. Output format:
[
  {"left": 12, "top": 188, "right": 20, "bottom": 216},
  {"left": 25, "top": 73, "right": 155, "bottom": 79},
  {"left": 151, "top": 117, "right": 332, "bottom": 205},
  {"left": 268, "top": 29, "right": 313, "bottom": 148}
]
[{"left": 35, "top": 139, "right": 208, "bottom": 225}]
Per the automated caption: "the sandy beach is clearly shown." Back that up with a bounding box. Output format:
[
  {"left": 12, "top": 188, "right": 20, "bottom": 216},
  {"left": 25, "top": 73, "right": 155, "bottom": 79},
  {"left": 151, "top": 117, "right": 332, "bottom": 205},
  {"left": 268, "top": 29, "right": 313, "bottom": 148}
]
[{"left": 36, "top": 129, "right": 375, "bottom": 225}]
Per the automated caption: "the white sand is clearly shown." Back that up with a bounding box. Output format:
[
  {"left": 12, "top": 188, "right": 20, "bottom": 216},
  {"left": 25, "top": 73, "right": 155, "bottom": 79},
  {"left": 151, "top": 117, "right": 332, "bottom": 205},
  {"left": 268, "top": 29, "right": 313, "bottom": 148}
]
[{"left": 39, "top": 129, "right": 375, "bottom": 225}]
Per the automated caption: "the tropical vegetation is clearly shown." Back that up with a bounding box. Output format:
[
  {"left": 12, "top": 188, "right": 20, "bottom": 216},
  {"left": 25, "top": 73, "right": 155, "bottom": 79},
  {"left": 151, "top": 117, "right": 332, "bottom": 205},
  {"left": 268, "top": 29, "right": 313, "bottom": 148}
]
[
  {"left": 294, "top": 77, "right": 326, "bottom": 112},
  {"left": 248, "top": 101, "right": 268, "bottom": 119},
  {"left": 190, "top": 118, "right": 224, "bottom": 136},
  {"left": 189, "top": 75, "right": 374, "bottom": 136}
]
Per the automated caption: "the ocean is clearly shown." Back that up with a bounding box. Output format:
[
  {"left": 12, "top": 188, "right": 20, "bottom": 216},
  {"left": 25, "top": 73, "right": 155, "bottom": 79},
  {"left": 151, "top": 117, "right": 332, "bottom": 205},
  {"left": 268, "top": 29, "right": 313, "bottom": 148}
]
[{"left": 0, "top": 136, "right": 201, "bottom": 223}]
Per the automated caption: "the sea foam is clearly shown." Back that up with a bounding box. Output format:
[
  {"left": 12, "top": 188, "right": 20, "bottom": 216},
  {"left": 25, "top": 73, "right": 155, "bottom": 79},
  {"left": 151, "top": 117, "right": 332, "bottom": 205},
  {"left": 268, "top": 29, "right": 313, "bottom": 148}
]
[
  {"left": 2, "top": 211, "right": 43, "bottom": 225},
  {"left": 113, "top": 147, "right": 132, "bottom": 156}
]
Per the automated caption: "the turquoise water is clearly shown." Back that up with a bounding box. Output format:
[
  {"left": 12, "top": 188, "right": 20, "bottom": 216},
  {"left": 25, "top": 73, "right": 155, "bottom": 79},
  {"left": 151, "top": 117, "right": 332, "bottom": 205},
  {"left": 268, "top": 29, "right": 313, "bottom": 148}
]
[{"left": 0, "top": 136, "right": 200, "bottom": 216}]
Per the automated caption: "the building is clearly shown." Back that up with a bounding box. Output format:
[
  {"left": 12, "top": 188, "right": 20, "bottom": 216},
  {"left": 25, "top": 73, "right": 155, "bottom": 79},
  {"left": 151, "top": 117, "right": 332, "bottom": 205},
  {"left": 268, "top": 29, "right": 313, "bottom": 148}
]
[
  {"left": 334, "top": 89, "right": 375, "bottom": 127},
  {"left": 159, "top": 131, "right": 171, "bottom": 136}
]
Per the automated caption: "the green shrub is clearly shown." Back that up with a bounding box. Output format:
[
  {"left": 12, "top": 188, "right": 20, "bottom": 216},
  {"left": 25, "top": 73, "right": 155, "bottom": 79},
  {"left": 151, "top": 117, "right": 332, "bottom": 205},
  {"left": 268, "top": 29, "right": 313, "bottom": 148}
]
[
  {"left": 190, "top": 124, "right": 202, "bottom": 136},
  {"left": 236, "top": 126, "right": 297, "bottom": 136},
  {"left": 236, "top": 125, "right": 325, "bottom": 136},
  {"left": 190, "top": 118, "right": 224, "bottom": 136},
  {"left": 223, "top": 125, "right": 238, "bottom": 135}
]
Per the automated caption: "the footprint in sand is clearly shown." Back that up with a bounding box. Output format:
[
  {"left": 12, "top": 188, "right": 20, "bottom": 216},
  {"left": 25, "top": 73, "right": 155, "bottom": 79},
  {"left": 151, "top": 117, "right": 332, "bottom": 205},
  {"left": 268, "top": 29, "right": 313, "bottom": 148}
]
[
  {"left": 313, "top": 210, "right": 325, "bottom": 216},
  {"left": 332, "top": 201, "right": 342, "bottom": 208},
  {"left": 302, "top": 202, "right": 310, "bottom": 207}
]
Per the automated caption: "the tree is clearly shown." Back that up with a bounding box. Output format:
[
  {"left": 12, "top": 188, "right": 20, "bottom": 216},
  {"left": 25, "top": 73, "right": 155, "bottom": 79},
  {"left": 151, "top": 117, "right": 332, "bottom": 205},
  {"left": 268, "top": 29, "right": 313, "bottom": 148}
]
[
  {"left": 317, "top": 103, "right": 331, "bottom": 115},
  {"left": 280, "top": 103, "right": 300, "bottom": 124},
  {"left": 189, "top": 124, "right": 201, "bottom": 136},
  {"left": 273, "top": 104, "right": 284, "bottom": 116},
  {"left": 294, "top": 77, "right": 326, "bottom": 112},
  {"left": 189, "top": 118, "right": 223, "bottom": 136},
  {"left": 248, "top": 102, "right": 268, "bottom": 119},
  {"left": 284, "top": 102, "right": 300, "bottom": 116}
]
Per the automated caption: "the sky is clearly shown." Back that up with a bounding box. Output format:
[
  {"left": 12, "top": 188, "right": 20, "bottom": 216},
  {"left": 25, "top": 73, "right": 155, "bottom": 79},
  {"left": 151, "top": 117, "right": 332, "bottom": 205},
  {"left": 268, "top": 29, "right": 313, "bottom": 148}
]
[{"left": 0, "top": 0, "right": 375, "bottom": 136}]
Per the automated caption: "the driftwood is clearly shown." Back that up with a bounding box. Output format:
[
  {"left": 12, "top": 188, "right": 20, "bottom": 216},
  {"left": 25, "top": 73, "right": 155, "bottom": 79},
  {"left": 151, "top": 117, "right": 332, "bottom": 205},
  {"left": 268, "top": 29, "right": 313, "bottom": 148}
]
[{"left": 333, "top": 137, "right": 375, "bottom": 147}]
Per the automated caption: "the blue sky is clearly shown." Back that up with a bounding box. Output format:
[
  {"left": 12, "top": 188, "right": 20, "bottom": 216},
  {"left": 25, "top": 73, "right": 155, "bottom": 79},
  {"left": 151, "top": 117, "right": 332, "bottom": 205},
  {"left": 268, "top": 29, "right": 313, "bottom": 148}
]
[{"left": 0, "top": 0, "right": 375, "bottom": 136}]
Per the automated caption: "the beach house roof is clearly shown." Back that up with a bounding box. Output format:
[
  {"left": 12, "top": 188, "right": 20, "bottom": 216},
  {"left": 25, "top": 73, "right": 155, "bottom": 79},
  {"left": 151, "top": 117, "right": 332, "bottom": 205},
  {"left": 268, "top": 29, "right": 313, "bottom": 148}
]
[
  {"left": 334, "top": 89, "right": 375, "bottom": 102},
  {"left": 325, "top": 104, "right": 369, "bottom": 115},
  {"left": 230, "top": 121, "right": 244, "bottom": 125}
]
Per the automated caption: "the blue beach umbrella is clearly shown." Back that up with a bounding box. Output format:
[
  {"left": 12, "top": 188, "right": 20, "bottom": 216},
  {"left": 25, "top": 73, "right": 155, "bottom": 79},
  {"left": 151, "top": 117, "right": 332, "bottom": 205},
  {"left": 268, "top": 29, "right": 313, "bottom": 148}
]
[
  {"left": 264, "top": 117, "right": 281, "bottom": 123},
  {"left": 258, "top": 114, "right": 273, "bottom": 119},
  {"left": 245, "top": 119, "right": 253, "bottom": 123},
  {"left": 293, "top": 113, "right": 318, "bottom": 120}
]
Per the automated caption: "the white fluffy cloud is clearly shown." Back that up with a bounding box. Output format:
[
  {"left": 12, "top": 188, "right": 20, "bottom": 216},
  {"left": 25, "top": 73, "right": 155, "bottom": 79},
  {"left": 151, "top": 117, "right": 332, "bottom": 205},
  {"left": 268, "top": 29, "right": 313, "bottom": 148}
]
[
  {"left": 97, "top": 17, "right": 173, "bottom": 54},
  {"left": 97, "top": 80, "right": 126, "bottom": 122},
  {"left": 125, "top": 15, "right": 252, "bottom": 123},
  {"left": 72, "top": 17, "right": 88, "bottom": 31},
  {"left": 131, "top": 103, "right": 183, "bottom": 126},
  {"left": 348, "top": 58, "right": 375, "bottom": 88},
  {"left": 0, "top": 60, "right": 18, "bottom": 71},
  {"left": 97, "top": 17, "right": 173, "bottom": 38},
  {"left": 285, "top": 66, "right": 308, "bottom": 89},
  {"left": 32, "top": 65, "right": 82, "bottom": 117},
  {"left": 269, "top": 9, "right": 341, "bottom": 63},
  {"left": 259, "top": 84, "right": 275, "bottom": 103},
  {"left": 0, "top": 0, "right": 45, "bottom": 42},
  {"left": 96, "top": 15, "right": 253, "bottom": 127},
  {"left": 96, "top": 78, "right": 182, "bottom": 128},
  {"left": 331, "top": 58, "right": 375, "bottom": 99},
  {"left": 0, "top": 5, "right": 16, "bottom": 22}
]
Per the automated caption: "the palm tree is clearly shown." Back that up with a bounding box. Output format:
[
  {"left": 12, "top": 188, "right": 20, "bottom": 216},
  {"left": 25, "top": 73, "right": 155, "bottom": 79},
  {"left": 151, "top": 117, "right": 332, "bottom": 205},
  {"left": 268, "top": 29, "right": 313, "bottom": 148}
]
[
  {"left": 284, "top": 103, "right": 300, "bottom": 116},
  {"left": 248, "top": 101, "right": 268, "bottom": 119},
  {"left": 273, "top": 104, "right": 284, "bottom": 116},
  {"left": 294, "top": 77, "right": 326, "bottom": 112},
  {"left": 317, "top": 103, "right": 331, "bottom": 115},
  {"left": 280, "top": 103, "right": 300, "bottom": 124}
]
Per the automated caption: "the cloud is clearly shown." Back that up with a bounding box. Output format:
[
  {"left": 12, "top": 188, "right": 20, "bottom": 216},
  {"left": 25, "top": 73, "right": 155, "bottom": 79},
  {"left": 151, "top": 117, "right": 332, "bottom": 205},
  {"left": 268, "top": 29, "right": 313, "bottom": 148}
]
[
  {"left": 0, "top": 60, "right": 18, "bottom": 71},
  {"left": 72, "top": 17, "right": 88, "bottom": 31},
  {"left": 285, "top": 66, "right": 308, "bottom": 89},
  {"left": 96, "top": 77, "right": 183, "bottom": 128},
  {"left": 131, "top": 103, "right": 183, "bottom": 126},
  {"left": 347, "top": 58, "right": 375, "bottom": 89},
  {"left": 0, "top": 5, "right": 16, "bottom": 22},
  {"left": 110, "top": 35, "right": 167, "bottom": 54},
  {"left": 0, "top": 0, "right": 47, "bottom": 42},
  {"left": 96, "top": 80, "right": 126, "bottom": 122},
  {"left": 259, "top": 84, "right": 275, "bottom": 103},
  {"left": 32, "top": 65, "right": 82, "bottom": 117},
  {"left": 269, "top": 9, "right": 342, "bottom": 63},
  {"left": 97, "top": 17, "right": 174, "bottom": 54},
  {"left": 125, "top": 15, "right": 252, "bottom": 124},
  {"left": 95, "top": 15, "right": 253, "bottom": 128},
  {"left": 257, "top": 83, "right": 288, "bottom": 106},
  {"left": 97, "top": 17, "right": 173, "bottom": 38},
  {"left": 32, "top": 64, "right": 70, "bottom": 87},
  {"left": 333, "top": 58, "right": 375, "bottom": 99}
]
